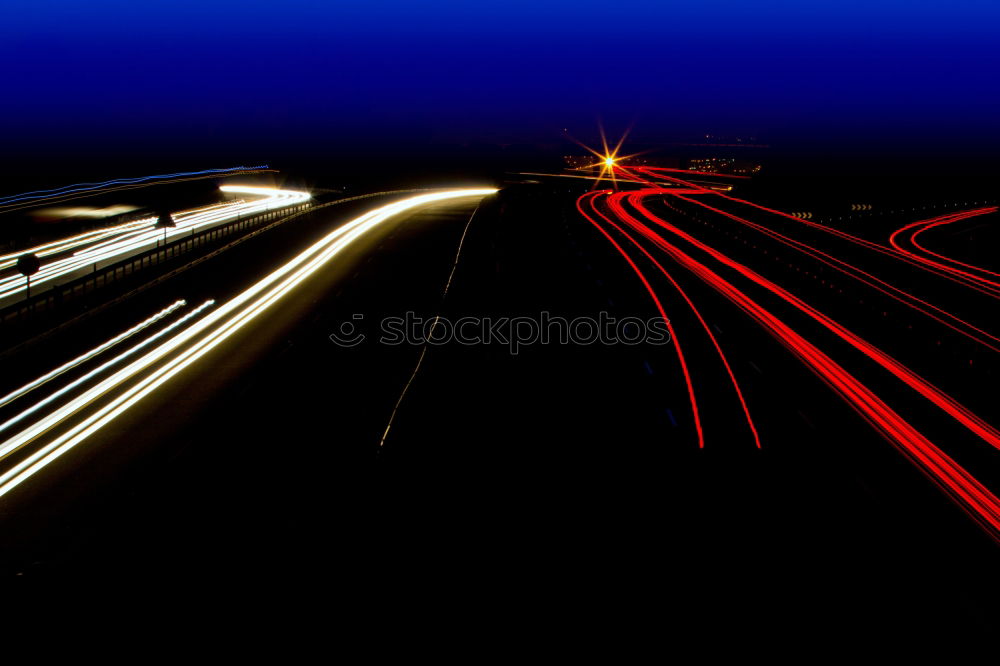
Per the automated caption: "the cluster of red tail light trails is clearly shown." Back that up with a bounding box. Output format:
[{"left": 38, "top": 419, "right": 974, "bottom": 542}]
[
  {"left": 890, "top": 207, "right": 1000, "bottom": 294},
  {"left": 578, "top": 166, "right": 1000, "bottom": 539}
]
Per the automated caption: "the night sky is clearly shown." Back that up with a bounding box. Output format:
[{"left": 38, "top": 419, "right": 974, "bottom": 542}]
[{"left": 3, "top": 1, "right": 999, "bottom": 167}]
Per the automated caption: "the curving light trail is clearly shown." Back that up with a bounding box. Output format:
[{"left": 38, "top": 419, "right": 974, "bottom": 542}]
[
  {"left": 0, "top": 300, "right": 216, "bottom": 447},
  {"left": 889, "top": 207, "right": 1000, "bottom": 291},
  {"left": 0, "top": 299, "right": 187, "bottom": 410},
  {"left": 630, "top": 166, "right": 1000, "bottom": 340},
  {"left": 0, "top": 166, "right": 271, "bottom": 208},
  {"left": 664, "top": 193, "right": 1000, "bottom": 351},
  {"left": 685, "top": 177, "right": 1000, "bottom": 299},
  {"left": 0, "top": 188, "right": 495, "bottom": 500},
  {"left": 581, "top": 168, "right": 1000, "bottom": 539},
  {"left": 577, "top": 192, "right": 759, "bottom": 449},
  {"left": 620, "top": 189, "right": 1000, "bottom": 452},
  {"left": 0, "top": 185, "right": 310, "bottom": 307},
  {"left": 579, "top": 194, "right": 705, "bottom": 447}
]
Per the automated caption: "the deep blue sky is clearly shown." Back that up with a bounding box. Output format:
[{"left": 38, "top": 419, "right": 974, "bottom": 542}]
[{"left": 3, "top": 1, "right": 999, "bottom": 163}]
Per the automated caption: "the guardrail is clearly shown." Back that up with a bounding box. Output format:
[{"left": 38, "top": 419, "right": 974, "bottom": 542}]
[
  {"left": 0, "top": 203, "right": 310, "bottom": 327},
  {"left": 0, "top": 189, "right": 435, "bottom": 355}
]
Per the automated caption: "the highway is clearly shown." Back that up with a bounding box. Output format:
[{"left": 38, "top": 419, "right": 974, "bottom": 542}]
[
  {"left": 575, "top": 166, "right": 1000, "bottom": 540},
  {"left": 0, "top": 189, "right": 494, "bottom": 510},
  {"left": 0, "top": 185, "right": 310, "bottom": 308},
  {"left": 0, "top": 173, "right": 995, "bottom": 639}
]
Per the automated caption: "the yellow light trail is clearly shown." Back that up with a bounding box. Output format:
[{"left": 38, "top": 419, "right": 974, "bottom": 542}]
[
  {"left": 0, "top": 300, "right": 216, "bottom": 446},
  {"left": 0, "top": 299, "right": 186, "bottom": 409},
  {"left": 0, "top": 186, "right": 311, "bottom": 304},
  {"left": 0, "top": 188, "right": 496, "bottom": 499}
]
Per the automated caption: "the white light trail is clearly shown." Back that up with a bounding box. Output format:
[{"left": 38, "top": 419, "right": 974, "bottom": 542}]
[
  {"left": 0, "top": 189, "right": 495, "bottom": 499},
  {"left": 0, "top": 219, "right": 155, "bottom": 269},
  {"left": 0, "top": 186, "right": 311, "bottom": 304},
  {"left": 0, "top": 299, "right": 187, "bottom": 410},
  {"left": 0, "top": 300, "right": 215, "bottom": 447}
]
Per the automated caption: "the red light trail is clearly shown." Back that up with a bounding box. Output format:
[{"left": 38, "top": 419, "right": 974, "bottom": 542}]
[
  {"left": 577, "top": 192, "right": 759, "bottom": 449},
  {"left": 890, "top": 208, "right": 1000, "bottom": 292},
  {"left": 578, "top": 166, "right": 1000, "bottom": 539},
  {"left": 662, "top": 194, "right": 1000, "bottom": 352},
  {"left": 699, "top": 179, "right": 1000, "bottom": 299},
  {"left": 634, "top": 166, "right": 1000, "bottom": 297}
]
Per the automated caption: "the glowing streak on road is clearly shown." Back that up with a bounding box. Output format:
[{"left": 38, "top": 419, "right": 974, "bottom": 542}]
[
  {"left": 580, "top": 188, "right": 1000, "bottom": 537},
  {"left": 620, "top": 165, "right": 1000, "bottom": 442},
  {"left": 0, "top": 301, "right": 215, "bottom": 448},
  {"left": 677, "top": 176, "right": 1000, "bottom": 299},
  {"left": 662, "top": 192, "right": 1000, "bottom": 352},
  {"left": 0, "top": 194, "right": 292, "bottom": 276},
  {"left": 577, "top": 192, "right": 760, "bottom": 448},
  {"left": 0, "top": 186, "right": 310, "bottom": 303},
  {"left": 0, "top": 189, "right": 495, "bottom": 499},
  {"left": 890, "top": 208, "right": 1000, "bottom": 290},
  {"left": 0, "top": 218, "right": 156, "bottom": 269},
  {"left": 577, "top": 195, "right": 704, "bottom": 448},
  {"left": 627, "top": 167, "right": 1000, "bottom": 353},
  {"left": 636, "top": 166, "right": 751, "bottom": 180},
  {"left": 0, "top": 299, "right": 186, "bottom": 409},
  {"left": 617, "top": 190, "right": 1000, "bottom": 452}
]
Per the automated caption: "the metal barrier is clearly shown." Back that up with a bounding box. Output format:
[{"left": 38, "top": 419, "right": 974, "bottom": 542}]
[
  {"left": 0, "top": 189, "right": 433, "bottom": 353},
  {"left": 0, "top": 203, "right": 311, "bottom": 326}
]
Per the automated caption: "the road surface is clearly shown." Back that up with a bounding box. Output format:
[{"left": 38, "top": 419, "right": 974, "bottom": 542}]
[
  {"left": 0, "top": 189, "right": 494, "bottom": 533},
  {"left": 1, "top": 175, "right": 995, "bottom": 644},
  {"left": 0, "top": 185, "right": 309, "bottom": 308}
]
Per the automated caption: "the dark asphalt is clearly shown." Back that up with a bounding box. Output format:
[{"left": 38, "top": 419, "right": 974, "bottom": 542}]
[{"left": 1, "top": 181, "right": 996, "bottom": 647}]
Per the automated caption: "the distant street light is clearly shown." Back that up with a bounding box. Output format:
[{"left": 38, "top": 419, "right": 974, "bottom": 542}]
[{"left": 16, "top": 253, "right": 40, "bottom": 299}]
